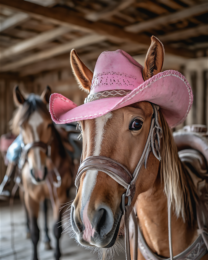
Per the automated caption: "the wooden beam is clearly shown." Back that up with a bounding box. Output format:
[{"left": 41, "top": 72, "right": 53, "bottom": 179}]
[
  {"left": 125, "top": 2, "right": 208, "bottom": 33},
  {"left": 0, "top": 34, "right": 106, "bottom": 71},
  {"left": 0, "top": 12, "right": 29, "bottom": 32},
  {"left": 0, "top": 26, "right": 70, "bottom": 61},
  {"left": 19, "top": 43, "right": 143, "bottom": 77},
  {"left": 159, "top": 24, "right": 208, "bottom": 42},
  {"left": 86, "top": 0, "right": 134, "bottom": 21},
  {"left": 0, "top": 1, "right": 58, "bottom": 32},
  {"left": 0, "top": 0, "right": 194, "bottom": 58}
]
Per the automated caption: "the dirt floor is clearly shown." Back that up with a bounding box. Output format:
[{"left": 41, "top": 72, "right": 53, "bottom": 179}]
[{"left": 0, "top": 199, "right": 125, "bottom": 260}]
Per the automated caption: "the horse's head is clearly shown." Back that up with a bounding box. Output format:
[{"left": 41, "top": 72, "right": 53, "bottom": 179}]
[
  {"left": 12, "top": 86, "right": 52, "bottom": 183},
  {"left": 70, "top": 37, "right": 164, "bottom": 249}
]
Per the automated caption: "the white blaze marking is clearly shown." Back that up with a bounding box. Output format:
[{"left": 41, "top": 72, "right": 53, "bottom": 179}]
[
  {"left": 28, "top": 112, "right": 43, "bottom": 170},
  {"left": 81, "top": 113, "right": 112, "bottom": 215}
]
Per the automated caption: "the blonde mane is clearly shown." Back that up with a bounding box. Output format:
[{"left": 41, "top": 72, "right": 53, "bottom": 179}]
[{"left": 159, "top": 112, "right": 198, "bottom": 223}]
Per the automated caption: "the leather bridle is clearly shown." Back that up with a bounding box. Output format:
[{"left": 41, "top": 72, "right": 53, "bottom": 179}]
[
  {"left": 75, "top": 104, "right": 166, "bottom": 260},
  {"left": 19, "top": 132, "right": 61, "bottom": 187}
]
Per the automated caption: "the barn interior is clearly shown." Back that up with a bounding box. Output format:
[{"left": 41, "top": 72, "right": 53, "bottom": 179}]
[{"left": 0, "top": 0, "right": 208, "bottom": 259}]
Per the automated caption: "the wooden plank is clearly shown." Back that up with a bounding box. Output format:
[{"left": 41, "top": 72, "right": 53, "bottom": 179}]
[
  {"left": 205, "top": 71, "right": 208, "bottom": 127},
  {"left": 86, "top": 0, "right": 134, "bottom": 21},
  {"left": 196, "top": 69, "right": 204, "bottom": 124},
  {"left": 157, "top": 0, "right": 183, "bottom": 10},
  {"left": 0, "top": 34, "right": 106, "bottom": 71},
  {"left": 0, "top": 26, "right": 70, "bottom": 61},
  {"left": 5, "top": 28, "right": 37, "bottom": 39},
  {"left": 159, "top": 24, "right": 208, "bottom": 42},
  {"left": 135, "top": 1, "right": 169, "bottom": 15},
  {"left": 0, "top": 0, "right": 57, "bottom": 33},
  {"left": 0, "top": 80, "right": 6, "bottom": 183},
  {"left": 0, "top": 0, "right": 194, "bottom": 58},
  {"left": 0, "top": 12, "right": 29, "bottom": 32},
  {"left": 125, "top": 2, "right": 208, "bottom": 33},
  {"left": 19, "top": 43, "right": 144, "bottom": 76},
  {"left": 184, "top": 70, "right": 194, "bottom": 125}
]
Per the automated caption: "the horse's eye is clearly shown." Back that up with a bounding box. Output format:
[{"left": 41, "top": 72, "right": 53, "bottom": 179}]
[
  {"left": 47, "top": 123, "right": 53, "bottom": 128},
  {"left": 129, "top": 119, "right": 143, "bottom": 131}
]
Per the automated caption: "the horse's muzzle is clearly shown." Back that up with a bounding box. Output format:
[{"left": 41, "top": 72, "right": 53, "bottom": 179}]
[
  {"left": 71, "top": 204, "right": 123, "bottom": 248},
  {"left": 30, "top": 166, "right": 47, "bottom": 183}
]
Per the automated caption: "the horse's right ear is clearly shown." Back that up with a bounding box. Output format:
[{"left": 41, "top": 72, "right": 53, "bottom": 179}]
[
  {"left": 70, "top": 49, "right": 93, "bottom": 93},
  {"left": 13, "top": 86, "right": 25, "bottom": 106}
]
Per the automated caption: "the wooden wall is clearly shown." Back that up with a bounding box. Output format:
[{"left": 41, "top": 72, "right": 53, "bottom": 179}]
[
  {"left": 0, "top": 77, "right": 30, "bottom": 183},
  {"left": 0, "top": 71, "right": 86, "bottom": 183},
  {"left": 0, "top": 63, "right": 207, "bottom": 182}
]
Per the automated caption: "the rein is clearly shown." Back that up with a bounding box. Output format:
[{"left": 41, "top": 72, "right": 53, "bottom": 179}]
[{"left": 75, "top": 104, "right": 169, "bottom": 260}]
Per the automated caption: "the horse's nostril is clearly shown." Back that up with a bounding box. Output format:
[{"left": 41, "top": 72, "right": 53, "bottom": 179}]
[
  {"left": 93, "top": 206, "right": 114, "bottom": 237},
  {"left": 94, "top": 209, "right": 106, "bottom": 234},
  {"left": 71, "top": 206, "right": 83, "bottom": 233},
  {"left": 76, "top": 220, "right": 83, "bottom": 232}
]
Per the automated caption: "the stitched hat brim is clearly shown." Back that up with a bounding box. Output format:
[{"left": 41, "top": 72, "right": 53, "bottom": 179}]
[{"left": 49, "top": 70, "right": 193, "bottom": 128}]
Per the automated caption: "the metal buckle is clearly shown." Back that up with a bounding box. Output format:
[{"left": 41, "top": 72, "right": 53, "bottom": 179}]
[{"left": 121, "top": 192, "right": 132, "bottom": 213}]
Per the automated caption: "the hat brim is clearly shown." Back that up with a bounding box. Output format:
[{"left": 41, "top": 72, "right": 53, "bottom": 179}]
[{"left": 49, "top": 70, "right": 193, "bottom": 128}]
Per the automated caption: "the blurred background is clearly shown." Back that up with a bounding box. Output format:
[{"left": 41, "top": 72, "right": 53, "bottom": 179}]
[{"left": 0, "top": 0, "right": 208, "bottom": 259}]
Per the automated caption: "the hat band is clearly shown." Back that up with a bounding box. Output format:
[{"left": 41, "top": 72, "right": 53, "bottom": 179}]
[{"left": 84, "top": 89, "right": 131, "bottom": 104}]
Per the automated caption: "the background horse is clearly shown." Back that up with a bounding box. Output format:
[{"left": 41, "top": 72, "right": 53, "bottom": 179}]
[
  {"left": 67, "top": 39, "right": 208, "bottom": 260},
  {"left": 11, "top": 86, "right": 74, "bottom": 260}
]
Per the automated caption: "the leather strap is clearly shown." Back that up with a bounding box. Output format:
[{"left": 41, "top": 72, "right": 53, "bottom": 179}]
[
  {"left": 22, "top": 141, "right": 49, "bottom": 156},
  {"left": 76, "top": 156, "right": 132, "bottom": 189}
]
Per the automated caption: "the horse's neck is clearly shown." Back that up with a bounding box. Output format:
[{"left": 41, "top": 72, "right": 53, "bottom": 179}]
[{"left": 135, "top": 174, "right": 198, "bottom": 259}]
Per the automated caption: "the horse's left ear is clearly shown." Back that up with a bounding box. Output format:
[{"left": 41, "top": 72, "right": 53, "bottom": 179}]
[
  {"left": 143, "top": 36, "right": 164, "bottom": 81},
  {"left": 13, "top": 86, "right": 25, "bottom": 106},
  {"left": 41, "top": 86, "right": 52, "bottom": 104}
]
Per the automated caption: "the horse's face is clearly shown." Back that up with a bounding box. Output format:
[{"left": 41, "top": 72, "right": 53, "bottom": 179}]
[
  {"left": 13, "top": 86, "right": 52, "bottom": 183},
  {"left": 21, "top": 110, "right": 52, "bottom": 182},
  {"left": 71, "top": 101, "right": 160, "bottom": 248},
  {"left": 69, "top": 37, "right": 164, "bottom": 249}
]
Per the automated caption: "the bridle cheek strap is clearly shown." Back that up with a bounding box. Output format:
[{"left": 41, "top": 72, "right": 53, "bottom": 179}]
[
  {"left": 18, "top": 137, "right": 62, "bottom": 188},
  {"left": 75, "top": 104, "right": 163, "bottom": 260}
]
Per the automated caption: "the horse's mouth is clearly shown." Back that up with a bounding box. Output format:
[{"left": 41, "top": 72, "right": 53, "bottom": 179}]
[
  {"left": 104, "top": 210, "right": 123, "bottom": 248},
  {"left": 30, "top": 167, "right": 47, "bottom": 183}
]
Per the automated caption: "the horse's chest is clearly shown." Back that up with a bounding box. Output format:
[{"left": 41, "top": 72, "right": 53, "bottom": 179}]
[{"left": 22, "top": 170, "right": 49, "bottom": 200}]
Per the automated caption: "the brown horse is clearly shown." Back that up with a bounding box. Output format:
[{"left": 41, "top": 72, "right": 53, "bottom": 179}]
[
  {"left": 67, "top": 40, "right": 208, "bottom": 260},
  {"left": 11, "top": 86, "right": 74, "bottom": 260}
]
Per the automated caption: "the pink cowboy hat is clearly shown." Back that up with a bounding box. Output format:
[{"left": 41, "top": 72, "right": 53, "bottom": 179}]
[{"left": 49, "top": 36, "right": 193, "bottom": 128}]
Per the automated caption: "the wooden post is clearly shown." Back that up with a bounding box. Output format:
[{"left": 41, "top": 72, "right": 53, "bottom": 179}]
[
  {"left": 196, "top": 69, "right": 204, "bottom": 124},
  {"left": 0, "top": 80, "right": 6, "bottom": 183},
  {"left": 184, "top": 69, "right": 193, "bottom": 126},
  {"left": 205, "top": 70, "right": 208, "bottom": 127}
]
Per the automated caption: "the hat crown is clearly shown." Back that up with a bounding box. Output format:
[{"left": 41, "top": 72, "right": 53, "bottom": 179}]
[{"left": 90, "top": 49, "right": 144, "bottom": 94}]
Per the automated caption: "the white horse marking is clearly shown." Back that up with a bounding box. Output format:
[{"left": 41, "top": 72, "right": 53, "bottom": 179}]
[
  {"left": 28, "top": 112, "right": 43, "bottom": 171},
  {"left": 93, "top": 112, "right": 112, "bottom": 156},
  {"left": 81, "top": 113, "right": 112, "bottom": 224}
]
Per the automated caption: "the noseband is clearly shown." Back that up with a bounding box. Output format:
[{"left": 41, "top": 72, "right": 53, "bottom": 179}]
[
  {"left": 75, "top": 104, "right": 164, "bottom": 260},
  {"left": 19, "top": 135, "right": 61, "bottom": 187}
]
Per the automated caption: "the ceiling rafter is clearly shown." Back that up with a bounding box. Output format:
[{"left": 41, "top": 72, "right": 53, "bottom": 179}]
[
  {"left": 85, "top": 0, "right": 135, "bottom": 21},
  {"left": 125, "top": 2, "right": 208, "bottom": 33},
  {"left": 0, "top": 0, "right": 194, "bottom": 58},
  {"left": 159, "top": 24, "right": 208, "bottom": 42},
  {"left": 0, "top": 12, "right": 29, "bottom": 32},
  {"left": 0, "top": 26, "right": 70, "bottom": 61},
  {"left": 0, "top": 34, "right": 106, "bottom": 71}
]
